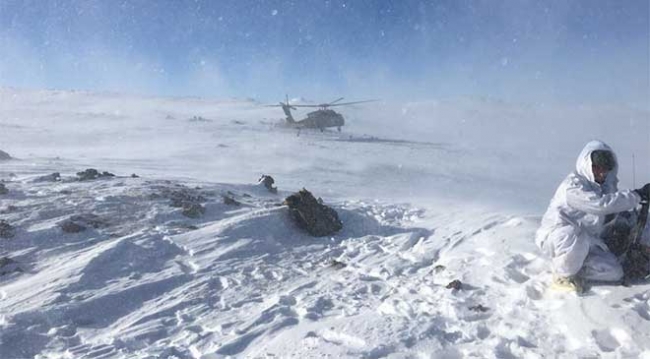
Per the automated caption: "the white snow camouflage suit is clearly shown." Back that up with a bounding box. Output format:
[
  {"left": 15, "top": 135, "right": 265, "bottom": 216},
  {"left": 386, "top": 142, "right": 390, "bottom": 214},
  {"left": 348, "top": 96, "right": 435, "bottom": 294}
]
[{"left": 535, "top": 140, "right": 641, "bottom": 281}]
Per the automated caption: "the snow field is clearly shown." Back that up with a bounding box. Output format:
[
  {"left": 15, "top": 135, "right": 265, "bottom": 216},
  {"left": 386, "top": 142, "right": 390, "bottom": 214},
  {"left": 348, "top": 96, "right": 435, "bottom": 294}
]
[{"left": 0, "top": 88, "right": 649, "bottom": 358}]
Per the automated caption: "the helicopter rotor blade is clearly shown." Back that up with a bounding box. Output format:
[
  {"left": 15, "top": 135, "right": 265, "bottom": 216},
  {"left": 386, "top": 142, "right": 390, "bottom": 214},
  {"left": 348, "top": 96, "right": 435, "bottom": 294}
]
[
  {"left": 267, "top": 97, "right": 378, "bottom": 109},
  {"left": 329, "top": 97, "right": 345, "bottom": 105},
  {"left": 323, "top": 99, "right": 380, "bottom": 107},
  {"left": 265, "top": 102, "right": 296, "bottom": 110}
]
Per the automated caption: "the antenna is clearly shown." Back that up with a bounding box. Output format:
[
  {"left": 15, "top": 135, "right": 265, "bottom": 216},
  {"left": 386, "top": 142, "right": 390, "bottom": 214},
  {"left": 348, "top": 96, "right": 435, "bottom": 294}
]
[{"left": 633, "top": 153, "right": 636, "bottom": 188}]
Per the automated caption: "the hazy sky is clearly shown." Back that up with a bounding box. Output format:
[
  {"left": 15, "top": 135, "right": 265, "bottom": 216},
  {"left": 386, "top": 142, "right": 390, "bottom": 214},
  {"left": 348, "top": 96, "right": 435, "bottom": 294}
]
[{"left": 0, "top": 0, "right": 648, "bottom": 104}]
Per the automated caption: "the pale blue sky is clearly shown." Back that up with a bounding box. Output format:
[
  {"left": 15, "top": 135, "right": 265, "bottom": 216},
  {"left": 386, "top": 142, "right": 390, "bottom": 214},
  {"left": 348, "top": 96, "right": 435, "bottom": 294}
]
[{"left": 0, "top": 0, "right": 648, "bottom": 104}]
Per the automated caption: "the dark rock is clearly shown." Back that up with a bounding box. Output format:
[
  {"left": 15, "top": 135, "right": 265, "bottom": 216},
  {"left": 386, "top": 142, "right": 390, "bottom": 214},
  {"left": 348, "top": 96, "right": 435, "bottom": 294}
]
[
  {"left": 0, "top": 220, "right": 15, "bottom": 238},
  {"left": 182, "top": 203, "right": 205, "bottom": 218},
  {"left": 330, "top": 259, "right": 347, "bottom": 269},
  {"left": 76, "top": 168, "right": 115, "bottom": 181},
  {"left": 0, "top": 150, "right": 11, "bottom": 161},
  {"left": 0, "top": 183, "right": 7, "bottom": 195},
  {"left": 189, "top": 115, "right": 211, "bottom": 122},
  {"left": 60, "top": 221, "right": 86, "bottom": 233},
  {"left": 434, "top": 265, "right": 446, "bottom": 273},
  {"left": 446, "top": 280, "right": 462, "bottom": 290},
  {"left": 259, "top": 175, "right": 278, "bottom": 194},
  {"left": 469, "top": 304, "right": 489, "bottom": 312},
  {"left": 284, "top": 188, "right": 342, "bottom": 237},
  {"left": 131, "top": 173, "right": 139, "bottom": 178}
]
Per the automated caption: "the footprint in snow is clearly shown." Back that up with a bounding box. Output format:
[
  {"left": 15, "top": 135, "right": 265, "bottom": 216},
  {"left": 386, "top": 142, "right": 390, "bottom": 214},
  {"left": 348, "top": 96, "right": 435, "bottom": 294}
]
[
  {"left": 633, "top": 302, "right": 650, "bottom": 321},
  {"left": 592, "top": 328, "right": 630, "bottom": 352},
  {"left": 524, "top": 281, "right": 544, "bottom": 301}
]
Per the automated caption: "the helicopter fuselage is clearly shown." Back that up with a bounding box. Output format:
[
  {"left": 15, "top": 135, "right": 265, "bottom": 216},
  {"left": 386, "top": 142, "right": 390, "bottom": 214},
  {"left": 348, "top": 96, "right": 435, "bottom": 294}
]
[
  {"left": 283, "top": 105, "right": 345, "bottom": 131},
  {"left": 300, "top": 109, "right": 344, "bottom": 129}
]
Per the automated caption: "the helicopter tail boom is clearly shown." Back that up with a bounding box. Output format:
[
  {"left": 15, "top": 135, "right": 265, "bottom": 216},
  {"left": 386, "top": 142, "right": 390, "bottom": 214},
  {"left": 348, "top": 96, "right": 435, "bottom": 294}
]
[{"left": 281, "top": 103, "right": 296, "bottom": 123}]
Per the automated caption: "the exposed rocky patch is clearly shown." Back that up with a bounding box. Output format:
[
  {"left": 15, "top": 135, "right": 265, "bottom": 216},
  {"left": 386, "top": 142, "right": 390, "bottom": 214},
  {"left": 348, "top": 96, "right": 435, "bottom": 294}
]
[
  {"left": 150, "top": 185, "right": 209, "bottom": 218},
  {"left": 76, "top": 168, "right": 115, "bottom": 181},
  {"left": 182, "top": 203, "right": 206, "bottom": 218},
  {"left": 163, "top": 188, "right": 207, "bottom": 208},
  {"left": 33, "top": 172, "right": 62, "bottom": 182},
  {"left": 0, "top": 183, "right": 7, "bottom": 195},
  {"left": 59, "top": 214, "right": 108, "bottom": 233}
]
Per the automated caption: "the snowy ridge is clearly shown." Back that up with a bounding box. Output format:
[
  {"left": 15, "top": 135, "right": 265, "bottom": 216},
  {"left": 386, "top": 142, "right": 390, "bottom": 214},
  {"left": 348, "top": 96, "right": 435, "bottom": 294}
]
[{"left": 0, "top": 88, "right": 649, "bottom": 358}]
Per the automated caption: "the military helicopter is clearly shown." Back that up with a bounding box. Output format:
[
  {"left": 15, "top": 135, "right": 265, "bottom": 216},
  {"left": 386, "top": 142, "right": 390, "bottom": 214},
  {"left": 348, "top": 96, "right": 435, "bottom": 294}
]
[{"left": 269, "top": 95, "right": 376, "bottom": 132}]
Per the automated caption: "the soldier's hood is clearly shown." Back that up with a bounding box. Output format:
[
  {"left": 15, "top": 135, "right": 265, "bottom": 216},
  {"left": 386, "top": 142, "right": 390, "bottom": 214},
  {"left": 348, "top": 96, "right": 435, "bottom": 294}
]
[{"left": 575, "top": 140, "right": 618, "bottom": 184}]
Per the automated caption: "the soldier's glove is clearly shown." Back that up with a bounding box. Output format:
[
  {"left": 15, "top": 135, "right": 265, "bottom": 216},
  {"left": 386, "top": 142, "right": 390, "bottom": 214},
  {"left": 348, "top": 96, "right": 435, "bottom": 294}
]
[{"left": 634, "top": 183, "right": 650, "bottom": 202}]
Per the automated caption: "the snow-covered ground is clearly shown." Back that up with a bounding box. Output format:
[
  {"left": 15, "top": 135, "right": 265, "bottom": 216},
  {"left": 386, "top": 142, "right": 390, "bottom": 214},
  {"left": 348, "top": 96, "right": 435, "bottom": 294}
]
[{"left": 1, "top": 88, "right": 649, "bottom": 358}]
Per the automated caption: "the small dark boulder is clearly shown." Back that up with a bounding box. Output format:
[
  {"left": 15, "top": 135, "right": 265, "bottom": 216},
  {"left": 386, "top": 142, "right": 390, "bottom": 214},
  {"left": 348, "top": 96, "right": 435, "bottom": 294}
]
[
  {"left": 283, "top": 188, "right": 342, "bottom": 237},
  {"left": 0, "top": 220, "right": 15, "bottom": 238},
  {"left": 469, "top": 304, "right": 489, "bottom": 312},
  {"left": 330, "top": 259, "right": 347, "bottom": 269},
  {"left": 0, "top": 183, "right": 7, "bottom": 195},
  {"left": 446, "top": 279, "right": 463, "bottom": 290}
]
